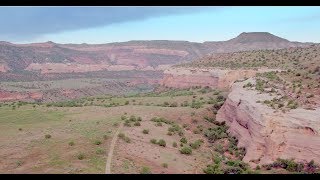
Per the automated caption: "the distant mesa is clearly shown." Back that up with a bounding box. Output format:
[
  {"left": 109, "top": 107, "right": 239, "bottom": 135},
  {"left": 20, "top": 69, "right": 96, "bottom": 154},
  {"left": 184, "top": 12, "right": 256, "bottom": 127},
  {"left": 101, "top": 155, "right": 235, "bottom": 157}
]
[{"left": 227, "top": 32, "right": 290, "bottom": 43}]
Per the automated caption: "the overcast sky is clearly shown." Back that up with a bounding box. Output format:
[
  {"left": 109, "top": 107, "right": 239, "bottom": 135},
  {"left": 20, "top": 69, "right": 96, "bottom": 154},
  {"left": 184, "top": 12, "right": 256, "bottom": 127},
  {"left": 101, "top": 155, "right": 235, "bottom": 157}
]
[{"left": 1, "top": 6, "right": 320, "bottom": 44}]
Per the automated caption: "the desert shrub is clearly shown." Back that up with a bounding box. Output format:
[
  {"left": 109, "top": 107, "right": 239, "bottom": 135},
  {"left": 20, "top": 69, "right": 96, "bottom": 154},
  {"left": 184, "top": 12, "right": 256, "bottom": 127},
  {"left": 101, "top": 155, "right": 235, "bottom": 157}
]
[
  {"left": 140, "top": 166, "right": 152, "bottom": 174},
  {"left": 180, "top": 146, "right": 192, "bottom": 155},
  {"left": 77, "top": 153, "right": 85, "bottom": 160},
  {"left": 163, "top": 102, "right": 170, "bottom": 107},
  {"left": 178, "top": 130, "right": 184, "bottom": 137},
  {"left": 183, "top": 124, "right": 188, "bottom": 128},
  {"left": 181, "top": 101, "right": 189, "bottom": 107},
  {"left": 157, "top": 139, "right": 166, "bottom": 147},
  {"left": 129, "top": 115, "right": 136, "bottom": 122},
  {"left": 193, "top": 129, "right": 200, "bottom": 134},
  {"left": 204, "top": 125, "right": 228, "bottom": 142},
  {"left": 216, "top": 95, "right": 225, "bottom": 102},
  {"left": 68, "top": 141, "right": 75, "bottom": 146},
  {"left": 162, "top": 163, "right": 168, "bottom": 168},
  {"left": 45, "top": 134, "right": 51, "bottom": 139},
  {"left": 137, "top": 117, "right": 142, "bottom": 121},
  {"left": 155, "top": 122, "right": 162, "bottom": 127},
  {"left": 15, "top": 160, "right": 23, "bottom": 167},
  {"left": 172, "top": 142, "right": 177, "bottom": 148},
  {"left": 121, "top": 115, "right": 127, "bottom": 120},
  {"left": 118, "top": 133, "right": 125, "bottom": 138},
  {"left": 243, "top": 82, "right": 253, "bottom": 88},
  {"left": 180, "top": 137, "right": 188, "bottom": 144},
  {"left": 167, "top": 131, "right": 173, "bottom": 136},
  {"left": 142, "top": 129, "right": 149, "bottom": 134},
  {"left": 203, "top": 164, "right": 223, "bottom": 174},
  {"left": 113, "top": 122, "right": 119, "bottom": 127},
  {"left": 287, "top": 100, "right": 298, "bottom": 109},
  {"left": 94, "top": 140, "right": 102, "bottom": 145},
  {"left": 150, "top": 139, "right": 157, "bottom": 144},
  {"left": 191, "top": 101, "right": 203, "bottom": 109},
  {"left": 18, "top": 128, "right": 22, "bottom": 131},
  {"left": 125, "top": 101, "right": 129, "bottom": 105},
  {"left": 214, "top": 144, "right": 224, "bottom": 154},
  {"left": 124, "top": 120, "right": 131, "bottom": 127},
  {"left": 134, "top": 122, "right": 141, "bottom": 126},
  {"left": 170, "top": 102, "right": 178, "bottom": 107},
  {"left": 204, "top": 115, "right": 215, "bottom": 123},
  {"left": 124, "top": 137, "right": 131, "bottom": 143},
  {"left": 95, "top": 148, "right": 106, "bottom": 155},
  {"left": 190, "top": 139, "right": 203, "bottom": 149}
]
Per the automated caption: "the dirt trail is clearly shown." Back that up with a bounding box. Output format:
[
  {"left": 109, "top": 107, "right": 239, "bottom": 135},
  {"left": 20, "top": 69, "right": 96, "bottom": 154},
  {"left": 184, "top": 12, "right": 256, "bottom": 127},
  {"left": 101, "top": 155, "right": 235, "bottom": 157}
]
[{"left": 105, "top": 123, "right": 123, "bottom": 174}]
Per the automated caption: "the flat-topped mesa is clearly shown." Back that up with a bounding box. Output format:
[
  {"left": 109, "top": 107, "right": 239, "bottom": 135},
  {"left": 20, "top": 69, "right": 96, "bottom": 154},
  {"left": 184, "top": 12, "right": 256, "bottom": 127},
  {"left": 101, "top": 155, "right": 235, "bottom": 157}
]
[
  {"left": 216, "top": 78, "right": 320, "bottom": 166},
  {"left": 160, "top": 67, "right": 277, "bottom": 90},
  {"left": 227, "top": 32, "right": 290, "bottom": 44}
]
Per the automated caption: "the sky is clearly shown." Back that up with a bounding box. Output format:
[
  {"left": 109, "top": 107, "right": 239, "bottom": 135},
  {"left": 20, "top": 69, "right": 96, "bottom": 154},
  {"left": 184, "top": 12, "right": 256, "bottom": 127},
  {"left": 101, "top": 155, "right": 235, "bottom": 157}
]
[{"left": 1, "top": 6, "right": 320, "bottom": 44}]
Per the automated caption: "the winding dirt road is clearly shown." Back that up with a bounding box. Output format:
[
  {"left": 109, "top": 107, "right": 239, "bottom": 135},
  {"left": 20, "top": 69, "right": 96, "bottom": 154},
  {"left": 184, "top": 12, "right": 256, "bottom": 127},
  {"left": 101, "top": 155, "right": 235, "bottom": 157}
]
[{"left": 105, "top": 123, "right": 123, "bottom": 174}]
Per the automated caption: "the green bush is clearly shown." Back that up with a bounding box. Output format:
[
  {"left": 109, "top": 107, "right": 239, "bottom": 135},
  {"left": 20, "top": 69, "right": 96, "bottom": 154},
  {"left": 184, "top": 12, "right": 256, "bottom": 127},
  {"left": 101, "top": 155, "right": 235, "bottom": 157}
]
[
  {"left": 172, "top": 142, "right": 177, "bottom": 148},
  {"left": 158, "top": 139, "right": 166, "bottom": 147},
  {"left": 68, "top": 141, "right": 75, "bottom": 146},
  {"left": 162, "top": 163, "right": 168, "bottom": 168},
  {"left": 77, "top": 153, "right": 85, "bottom": 160},
  {"left": 203, "top": 164, "right": 223, "bottom": 174},
  {"left": 121, "top": 115, "right": 127, "bottom": 120},
  {"left": 137, "top": 117, "right": 142, "bottom": 121},
  {"left": 94, "top": 140, "right": 102, "bottom": 145},
  {"left": 134, "top": 122, "right": 141, "bottom": 126},
  {"left": 96, "top": 148, "right": 106, "bottom": 155},
  {"left": 189, "top": 140, "right": 203, "bottom": 149},
  {"left": 170, "top": 102, "right": 178, "bottom": 107},
  {"left": 129, "top": 115, "right": 136, "bottom": 122},
  {"left": 150, "top": 139, "right": 157, "bottom": 144},
  {"left": 124, "top": 137, "right": 131, "bottom": 143},
  {"left": 140, "top": 166, "right": 152, "bottom": 174},
  {"left": 142, "top": 129, "right": 149, "bottom": 134},
  {"left": 118, "top": 133, "right": 125, "bottom": 138},
  {"left": 156, "top": 122, "right": 162, "bottom": 127},
  {"left": 45, "top": 134, "right": 51, "bottom": 139},
  {"left": 180, "top": 146, "right": 192, "bottom": 155},
  {"left": 180, "top": 137, "right": 188, "bottom": 144}
]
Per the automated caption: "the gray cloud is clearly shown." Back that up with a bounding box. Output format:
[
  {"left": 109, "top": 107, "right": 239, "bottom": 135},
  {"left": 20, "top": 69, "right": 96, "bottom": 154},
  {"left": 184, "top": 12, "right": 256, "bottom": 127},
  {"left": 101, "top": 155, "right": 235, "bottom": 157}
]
[{"left": 0, "top": 7, "right": 219, "bottom": 41}]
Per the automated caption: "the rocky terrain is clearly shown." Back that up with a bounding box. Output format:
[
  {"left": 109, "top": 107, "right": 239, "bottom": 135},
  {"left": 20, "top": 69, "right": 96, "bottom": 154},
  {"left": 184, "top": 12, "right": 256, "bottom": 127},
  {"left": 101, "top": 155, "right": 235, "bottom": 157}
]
[
  {"left": 0, "top": 32, "right": 311, "bottom": 78},
  {"left": 217, "top": 78, "right": 320, "bottom": 166},
  {"left": 171, "top": 41, "right": 320, "bottom": 170},
  {"left": 160, "top": 67, "right": 282, "bottom": 90}
]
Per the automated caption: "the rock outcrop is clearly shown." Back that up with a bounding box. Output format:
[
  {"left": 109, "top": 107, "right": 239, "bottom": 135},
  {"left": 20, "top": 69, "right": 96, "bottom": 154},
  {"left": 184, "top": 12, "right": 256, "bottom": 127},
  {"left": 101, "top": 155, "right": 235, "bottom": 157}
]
[
  {"left": 217, "top": 78, "right": 320, "bottom": 166},
  {"left": 160, "top": 67, "right": 273, "bottom": 89}
]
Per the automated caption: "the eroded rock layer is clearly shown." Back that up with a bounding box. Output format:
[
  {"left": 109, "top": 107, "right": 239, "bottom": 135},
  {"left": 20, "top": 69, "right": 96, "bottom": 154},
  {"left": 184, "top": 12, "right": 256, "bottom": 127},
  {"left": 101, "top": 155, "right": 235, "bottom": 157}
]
[
  {"left": 217, "top": 78, "right": 320, "bottom": 166},
  {"left": 160, "top": 67, "right": 271, "bottom": 89}
]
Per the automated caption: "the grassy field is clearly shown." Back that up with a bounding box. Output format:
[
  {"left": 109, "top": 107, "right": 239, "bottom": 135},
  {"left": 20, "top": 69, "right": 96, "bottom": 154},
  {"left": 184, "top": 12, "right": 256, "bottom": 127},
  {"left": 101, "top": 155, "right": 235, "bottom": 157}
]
[
  {"left": 0, "top": 87, "right": 224, "bottom": 173},
  {"left": 0, "top": 87, "right": 315, "bottom": 174}
]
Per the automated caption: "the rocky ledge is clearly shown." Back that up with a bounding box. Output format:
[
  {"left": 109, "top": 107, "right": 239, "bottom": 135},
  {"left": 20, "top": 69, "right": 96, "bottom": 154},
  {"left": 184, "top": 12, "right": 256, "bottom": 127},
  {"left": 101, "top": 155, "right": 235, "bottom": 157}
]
[{"left": 217, "top": 78, "right": 320, "bottom": 166}]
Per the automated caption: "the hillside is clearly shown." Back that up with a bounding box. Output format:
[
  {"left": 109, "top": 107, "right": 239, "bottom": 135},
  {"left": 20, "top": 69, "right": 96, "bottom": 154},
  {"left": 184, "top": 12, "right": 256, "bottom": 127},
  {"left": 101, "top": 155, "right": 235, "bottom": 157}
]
[{"left": 0, "top": 32, "right": 312, "bottom": 76}]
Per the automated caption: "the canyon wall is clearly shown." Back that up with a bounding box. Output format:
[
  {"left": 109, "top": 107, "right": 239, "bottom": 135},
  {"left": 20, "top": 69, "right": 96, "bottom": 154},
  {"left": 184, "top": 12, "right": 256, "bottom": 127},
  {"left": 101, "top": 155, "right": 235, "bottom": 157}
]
[
  {"left": 216, "top": 78, "right": 320, "bottom": 166},
  {"left": 160, "top": 67, "right": 269, "bottom": 89}
]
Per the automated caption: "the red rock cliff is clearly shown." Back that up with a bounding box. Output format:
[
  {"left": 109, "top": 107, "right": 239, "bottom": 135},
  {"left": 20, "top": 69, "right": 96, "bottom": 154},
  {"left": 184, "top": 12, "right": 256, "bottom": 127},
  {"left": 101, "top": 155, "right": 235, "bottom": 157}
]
[{"left": 217, "top": 78, "right": 320, "bottom": 166}]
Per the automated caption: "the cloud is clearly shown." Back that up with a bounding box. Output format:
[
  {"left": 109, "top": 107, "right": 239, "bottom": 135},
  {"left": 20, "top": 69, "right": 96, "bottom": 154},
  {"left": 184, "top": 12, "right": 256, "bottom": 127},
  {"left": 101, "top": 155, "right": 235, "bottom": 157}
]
[{"left": 0, "top": 7, "right": 219, "bottom": 41}]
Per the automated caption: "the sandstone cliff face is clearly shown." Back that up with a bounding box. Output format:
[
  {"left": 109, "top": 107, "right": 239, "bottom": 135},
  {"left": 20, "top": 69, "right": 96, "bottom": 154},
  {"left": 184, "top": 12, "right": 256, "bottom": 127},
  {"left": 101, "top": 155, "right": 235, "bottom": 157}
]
[
  {"left": 217, "top": 78, "right": 320, "bottom": 166},
  {"left": 160, "top": 67, "right": 271, "bottom": 89}
]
